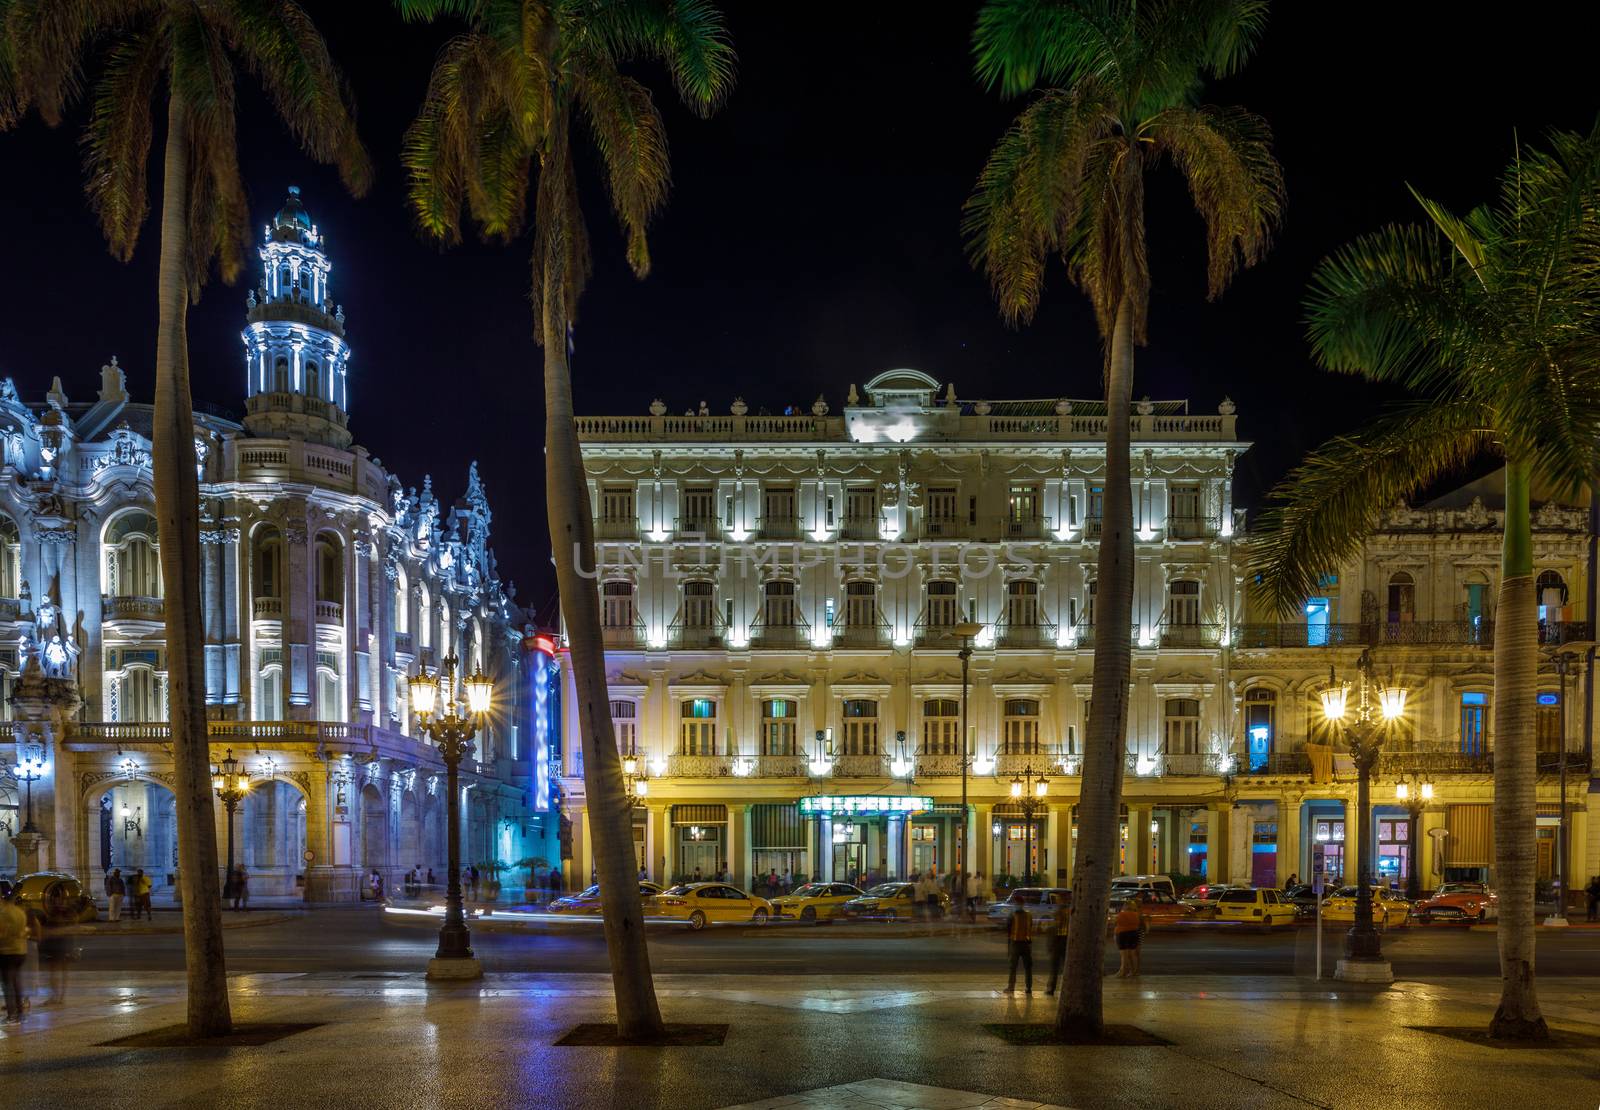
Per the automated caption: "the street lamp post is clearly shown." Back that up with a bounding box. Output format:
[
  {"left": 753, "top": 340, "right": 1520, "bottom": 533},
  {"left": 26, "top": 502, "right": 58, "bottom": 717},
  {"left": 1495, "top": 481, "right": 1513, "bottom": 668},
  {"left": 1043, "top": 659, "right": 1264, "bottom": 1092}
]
[
  {"left": 211, "top": 748, "right": 251, "bottom": 885},
  {"left": 1321, "top": 648, "right": 1406, "bottom": 983},
  {"left": 1543, "top": 639, "right": 1594, "bottom": 926},
  {"left": 1393, "top": 772, "right": 1434, "bottom": 901},
  {"left": 1009, "top": 765, "right": 1048, "bottom": 885},
  {"left": 409, "top": 652, "right": 494, "bottom": 980},
  {"left": 952, "top": 621, "right": 985, "bottom": 910},
  {"left": 13, "top": 744, "right": 46, "bottom": 833}
]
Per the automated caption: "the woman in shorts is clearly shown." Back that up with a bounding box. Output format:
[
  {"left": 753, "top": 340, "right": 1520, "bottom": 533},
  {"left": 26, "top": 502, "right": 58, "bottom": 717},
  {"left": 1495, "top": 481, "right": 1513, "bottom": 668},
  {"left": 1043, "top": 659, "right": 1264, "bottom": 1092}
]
[{"left": 1113, "top": 898, "right": 1143, "bottom": 978}]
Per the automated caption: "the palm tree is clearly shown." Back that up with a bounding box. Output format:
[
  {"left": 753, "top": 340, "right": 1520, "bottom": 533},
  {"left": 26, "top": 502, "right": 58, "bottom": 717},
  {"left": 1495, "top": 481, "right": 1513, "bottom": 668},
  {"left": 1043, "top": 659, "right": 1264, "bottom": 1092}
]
[
  {"left": 1, "top": 0, "right": 369, "bottom": 1037},
  {"left": 965, "top": 0, "right": 1283, "bottom": 1038},
  {"left": 398, "top": 0, "right": 733, "bottom": 1041},
  {"left": 1252, "top": 125, "right": 1600, "bottom": 1041}
]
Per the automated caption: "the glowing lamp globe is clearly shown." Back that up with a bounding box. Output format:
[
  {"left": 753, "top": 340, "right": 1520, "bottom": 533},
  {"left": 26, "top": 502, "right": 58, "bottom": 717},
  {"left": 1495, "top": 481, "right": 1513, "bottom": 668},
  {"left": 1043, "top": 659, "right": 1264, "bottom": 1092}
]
[
  {"left": 464, "top": 670, "right": 494, "bottom": 716},
  {"left": 409, "top": 673, "right": 439, "bottom": 718}
]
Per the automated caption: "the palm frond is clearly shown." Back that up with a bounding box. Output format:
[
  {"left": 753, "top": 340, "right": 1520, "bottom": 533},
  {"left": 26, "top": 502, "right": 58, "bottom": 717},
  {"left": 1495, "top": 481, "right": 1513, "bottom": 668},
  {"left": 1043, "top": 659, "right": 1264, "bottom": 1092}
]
[
  {"left": 1249, "top": 399, "right": 1496, "bottom": 618},
  {"left": 402, "top": 32, "right": 485, "bottom": 244},
  {"left": 393, "top": 0, "right": 481, "bottom": 21},
  {"left": 576, "top": 55, "right": 669, "bottom": 277},
  {"left": 1407, "top": 185, "right": 1487, "bottom": 279},
  {"left": 963, "top": 86, "right": 1118, "bottom": 325},
  {"left": 1135, "top": 0, "right": 1268, "bottom": 83},
  {"left": 218, "top": 0, "right": 371, "bottom": 196},
  {"left": 1143, "top": 101, "right": 1284, "bottom": 298},
  {"left": 596, "top": 0, "right": 735, "bottom": 116},
  {"left": 80, "top": 23, "right": 164, "bottom": 260},
  {"left": 971, "top": 0, "right": 1125, "bottom": 98},
  {"left": 3, "top": 0, "right": 140, "bottom": 126}
]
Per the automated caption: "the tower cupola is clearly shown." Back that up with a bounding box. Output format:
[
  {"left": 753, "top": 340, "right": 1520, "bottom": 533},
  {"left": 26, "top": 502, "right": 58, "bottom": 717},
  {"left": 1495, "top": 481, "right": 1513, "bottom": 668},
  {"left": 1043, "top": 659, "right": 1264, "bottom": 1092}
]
[{"left": 241, "top": 185, "right": 353, "bottom": 448}]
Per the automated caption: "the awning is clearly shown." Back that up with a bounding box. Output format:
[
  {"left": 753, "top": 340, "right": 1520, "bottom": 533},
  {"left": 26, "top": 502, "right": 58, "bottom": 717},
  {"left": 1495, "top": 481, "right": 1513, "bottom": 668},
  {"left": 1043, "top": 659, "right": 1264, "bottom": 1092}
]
[
  {"left": 751, "top": 802, "right": 807, "bottom": 849},
  {"left": 1446, "top": 804, "right": 1493, "bottom": 867},
  {"left": 672, "top": 804, "right": 728, "bottom": 826}
]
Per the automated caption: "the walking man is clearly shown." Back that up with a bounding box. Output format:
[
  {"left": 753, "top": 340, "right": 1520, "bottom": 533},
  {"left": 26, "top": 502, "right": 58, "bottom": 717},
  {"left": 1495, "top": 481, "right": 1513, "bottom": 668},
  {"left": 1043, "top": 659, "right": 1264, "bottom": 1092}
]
[
  {"left": 1003, "top": 899, "right": 1034, "bottom": 994},
  {"left": 0, "top": 881, "right": 28, "bottom": 1024},
  {"left": 1044, "top": 892, "right": 1070, "bottom": 994},
  {"left": 132, "top": 869, "right": 152, "bottom": 920},
  {"left": 105, "top": 868, "right": 126, "bottom": 923}
]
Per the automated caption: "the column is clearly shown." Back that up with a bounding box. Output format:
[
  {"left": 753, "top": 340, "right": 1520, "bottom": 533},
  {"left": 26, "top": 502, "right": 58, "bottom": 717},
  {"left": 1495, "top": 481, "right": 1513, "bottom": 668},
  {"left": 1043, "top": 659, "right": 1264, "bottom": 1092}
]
[
  {"left": 1207, "top": 802, "right": 1232, "bottom": 885},
  {"left": 1418, "top": 806, "right": 1447, "bottom": 890},
  {"left": 818, "top": 816, "right": 833, "bottom": 881},
  {"left": 887, "top": 814, "right": 904, "bottom": 879},
  {"left": 740, "top": 805, "right": 754, "bottom": 890},
  {"left": 1053, "top": 803, "right": 1073, "bottom": 887},
  {"left": 726, "top": 803, "right": 745, "bottom": 887},
  {"left": 646, "top": 803, "right": 668, "bottom": 884},
  {"left": 1565, "top": 806, "right": 1586, "bottom": 912},
  {"left": 222, "top": 525, "right": 243, "bottom": 709},
  {"left": 577, "top": 808, "right": 592, "bottom": 886},
  {"left": 202, "top": 528, "right": 224, "bottom": 705},
  {"left": 1341, "top": 796, "right": 1360, "bottom": 887},
  {"left": 285, "top": 517, "right": 311, "bottom": 714},
  {"left": 1279, "top": 795, "right": 1302, "bottom": 885},
  {"left": 351, "top": 536, "right": 371, "bottom": 720},
  {"left": 1126, "top": 804, "right": 1150, "bottom": 876}
]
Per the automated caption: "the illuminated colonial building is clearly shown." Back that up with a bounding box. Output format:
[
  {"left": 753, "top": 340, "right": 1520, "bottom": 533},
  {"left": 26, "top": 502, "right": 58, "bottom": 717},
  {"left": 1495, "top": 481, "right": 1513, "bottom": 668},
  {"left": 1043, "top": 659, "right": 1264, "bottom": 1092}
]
[
  {"left": 0, "top": 188, "right": 543, "bottom": 901},
  {"left": 564, "top": 373, "right": 1594, "bottom": 902}
]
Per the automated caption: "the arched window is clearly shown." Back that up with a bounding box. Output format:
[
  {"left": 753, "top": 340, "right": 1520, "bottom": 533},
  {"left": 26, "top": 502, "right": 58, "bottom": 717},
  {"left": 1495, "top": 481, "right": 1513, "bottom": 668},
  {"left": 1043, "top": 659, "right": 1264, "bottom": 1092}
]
[
  {"left": 278, "top": 265, "right": 291, "bottom": 295},
  {"left": 762, "top": 698, "right": 797, "bottom": 755},
  {"left": 393, "top": 567, "right": 409, "bottom": 635},
  {"left": 922, "top": 698, "right": 960, "bottom": 755},
  {"left": 610, "top": 699, "right": 637, "bottom": 755},
  {"left": 119, "top": 667, "right": 160, "bottom": 722},
  {"left": 418, "top": 586, "right": 432, "bottom": 648},
  {"left": 273, "top": 357, "right": 289, "bottom": 393},
  {"left": 438, "top": 599, "right": 452, "bottom": 658},
  {"left": 257, "top": 665, "right": 284, "bottom": 722},
  {"left": 1002, "top": 698, "right": 1040, "bottom": 755},
  {"left": 104, "top": 510, "right": 161, "bottom": 598},
  {"left": 1387, "top": 572, "right": 1415, "bottom": 624},
  {"left": 1164, "top": 698, "right": 1201, "bottom": 755},
  {"left": 841, "top": 699, "right": 879, "bottom": 755},
  {"left": 0, "top": 515, "right": 19, "bottom": 599},
  {"left": 315, "top": 536, "right": 343, "bottom": 605},
  {"left": 679, "top": 697, "right": 717, "bottom": 755},
  {"left": 305, "top": 361, "right": 320, "bottom": 400},
  {"left": 253, "top": 526, "right": 283, "bottom": 602},
  {"left": 1537, "top": 570, "right": 1568, "bottom": 622},
  {"left": 1244, "top": 687, "right": 1276, "bottom": 771},
  {"left": 317, "top": 666, "right": 342, "bottom": 722}
]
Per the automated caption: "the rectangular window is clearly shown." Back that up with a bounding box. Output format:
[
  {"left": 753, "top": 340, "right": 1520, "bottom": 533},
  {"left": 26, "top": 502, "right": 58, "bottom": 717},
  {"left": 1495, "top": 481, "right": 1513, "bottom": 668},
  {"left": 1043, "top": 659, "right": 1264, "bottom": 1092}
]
[
  {"left": 1002, "top": 699, "right": 1040, "bottom": 754},
  {"left": 845, "top": 487, "right": 877, "bottom": 526},
  {"left": 1461, "top": 692, "right": 1488, "bottom": 755},
  {"left": 1163, "top": 699, "right": 1201, "bottom": 755},
  {"left": 845, "top": 581, "right": 876, "bottom": 629},
  {"left": 600, "top": 486, "right": 635, "bottom": 523},
  {"left": 681, "top": 488, "right": 716, "bottom": 533},
  {"left": 762, "top": 698, "right": 797, "bottom": 755},
  {"left": 1168, "top": 484, "right": 1202, "bottom": 530},
  {"left": 1008, "top": 484, "right": 1041, "bottom": 523},
  {"left": 1536, "top": 694, "right": 1561, "bottom": 754},
  {"left": 925, "top": 580, "right": 958, "bottom": 629},
  {"left": 762, "top": 486, "right": 796, "bottom": 535},
  {"left": 842, "top": 698, "right": 879, "bottom": 755},
  {"left": 610, "top": 699, "right": 637, "bottom": 755},
  {"left": 680, "top": 698, "right": 718, "bottom": 755},
  {"left": 1168, "top": 579, "right": 1201, "bottom": 625}
]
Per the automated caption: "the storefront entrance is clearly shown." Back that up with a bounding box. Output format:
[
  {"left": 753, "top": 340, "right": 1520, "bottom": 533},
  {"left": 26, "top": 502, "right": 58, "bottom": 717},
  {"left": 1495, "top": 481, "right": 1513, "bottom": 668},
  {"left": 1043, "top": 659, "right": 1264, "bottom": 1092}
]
[{"left": 672, "top": 804, "right": 729, "bottom": 881}]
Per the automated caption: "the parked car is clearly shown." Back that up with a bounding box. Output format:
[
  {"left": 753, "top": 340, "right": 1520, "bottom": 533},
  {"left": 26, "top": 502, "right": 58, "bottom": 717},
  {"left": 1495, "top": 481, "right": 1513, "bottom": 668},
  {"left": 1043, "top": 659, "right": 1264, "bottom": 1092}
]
[
  {"left": 1213, "top": 887, "right": 1297, "bottom": 931},
  {"left": 10, "top": 872, "right": 98, "bottom": 924},
  {"left": 647, "top": 883, "right": 772, "bottom": 930},
  {"left": 838, "top": 882, "right": 950, "bottom": 921},
  {"left": 1413, "top": 883, "right": 1498, "bottom": 923},
  {"left": 769, "top": 882, "right": 864, "bottom": 923},
  {"left": 1320, "top": 886, "right": 1410, "bottom": 928},
  {"left": 1180, "top": 883, "right": 1245, "bottom": 919},
  {"left": 1281, "top": 884, "right": 1322, "bottom": 919},
  {"left": 1106, "top": 889, "right": 1197, "bottom": 930},
  {"left": 548, "top": 881, "right": 663, "bottom": 914},
  {"left": 986, "top": 887, "right": 1072, "bottom": 930},
  {"left": 1110, "top": 874, "right": 1178, "bottom": 901}
]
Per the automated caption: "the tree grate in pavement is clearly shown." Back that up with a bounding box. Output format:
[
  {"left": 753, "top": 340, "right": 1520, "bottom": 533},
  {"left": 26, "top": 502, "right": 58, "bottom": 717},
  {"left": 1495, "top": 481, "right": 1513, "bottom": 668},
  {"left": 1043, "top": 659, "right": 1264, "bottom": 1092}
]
[
  {"left": 96, "top": 1022, "right": 324, "bottom": 1048},
  {"left": 983, "top": 1022, "right": 1174, "bottom": 1046},
  {"left": 554, "top": 1022, "right": 729, "bottom": 1046}
]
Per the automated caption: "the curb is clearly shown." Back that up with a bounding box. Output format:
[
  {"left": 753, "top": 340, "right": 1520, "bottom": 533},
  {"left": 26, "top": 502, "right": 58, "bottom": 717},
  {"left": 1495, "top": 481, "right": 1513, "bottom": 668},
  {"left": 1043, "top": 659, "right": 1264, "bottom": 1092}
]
[{"left": 61, "top": 911, "right": 303, "bottom": 936}]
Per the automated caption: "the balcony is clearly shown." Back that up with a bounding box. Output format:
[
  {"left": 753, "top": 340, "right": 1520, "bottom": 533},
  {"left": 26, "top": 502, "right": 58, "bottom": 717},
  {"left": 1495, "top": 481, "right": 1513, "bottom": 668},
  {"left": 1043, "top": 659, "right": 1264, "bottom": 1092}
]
[
  {"left": 754, "top": 516, "right": 802, "bottom": 541},
  {"left": 921, "top": 517, "right": 965, "bottom": 541},
  {"left": 1234, "top": 620, "right": 1595, "bottom": 650},
  {"left": 667, "top": 614, "right": 725, "bottom": 650},
  {"left": 831, "top": 612, "right": 891, "bottom": 649},
  {"left": 393, "top": 631, "right": 415, "bottom": 656},
  {"left": 1379, "top": 746, "right": 1495, "bottom": 775},
  {"left": 839, "top": 516, "right": 881, "bottom": 542},
  {"left": 316, "top": 600, "right": 343, "bottom": 626},
  {"left": 1159, "top": 622, "right": 1222, "bottom": 650},
  {"left": 748, "top": 613, "right": 811, "bottom": 650},
  {"left": 667, "top": 754, "right": 735, "bottom": 777},
  {"left": 104, "top": 594, "right": 164, "bottom": 622},
  {"left": 912, "top": 612, "right": 960, "bottom": 648},
  {"left": 1235, "top": 623, "right": 1367, "bottom": 649},
  {"left": 997, "top": 515, "right": 1052, "bottom": 541},
  {"left": 994, "top": 619, "right": 1059, "bottom": 650},
  {"left": 602, "top": 616, "right": 648, "bottom": 649},
  {"left": 1165, "top": 515, "right": 1215, "bottom": 540},
  {"left": 673, "top": 515, "right": 722, "bottom": 541},
  {"left": 1083, "top": 518, "right": 1104, "bottom": 539},
  {"left": 252, "top": 596, "right": 284, "bottom": 620},
  {"left": 595, "top": 515, "right": 638, "bottom": 540},
  {"left": 1237, "top": 752, "right": 1313, "bottom": 775},
  {"left": 832, "top": 753, "right": 887, "bottom": 777}
]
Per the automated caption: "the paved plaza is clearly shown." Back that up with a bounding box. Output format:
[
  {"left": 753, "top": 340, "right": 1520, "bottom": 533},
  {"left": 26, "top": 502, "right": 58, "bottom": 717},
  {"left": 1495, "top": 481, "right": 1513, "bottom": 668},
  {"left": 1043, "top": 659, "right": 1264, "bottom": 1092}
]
[{"left": 3, "top": 970, "right": 1597, "bottom": 1109}]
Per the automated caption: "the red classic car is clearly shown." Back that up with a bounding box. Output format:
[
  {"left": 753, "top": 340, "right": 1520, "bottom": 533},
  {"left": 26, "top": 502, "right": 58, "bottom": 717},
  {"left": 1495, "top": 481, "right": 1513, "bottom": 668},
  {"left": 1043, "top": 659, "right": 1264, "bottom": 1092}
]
[{"left": 1413, "top": 883, "right": 1497, "bottom": 922}]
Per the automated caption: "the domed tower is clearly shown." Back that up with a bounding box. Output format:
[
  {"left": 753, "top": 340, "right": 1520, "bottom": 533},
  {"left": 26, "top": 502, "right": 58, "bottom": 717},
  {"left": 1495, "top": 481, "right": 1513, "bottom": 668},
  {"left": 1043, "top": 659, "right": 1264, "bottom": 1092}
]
[{"left": 241, "top": 186, "right": 353, "bottom": 448}]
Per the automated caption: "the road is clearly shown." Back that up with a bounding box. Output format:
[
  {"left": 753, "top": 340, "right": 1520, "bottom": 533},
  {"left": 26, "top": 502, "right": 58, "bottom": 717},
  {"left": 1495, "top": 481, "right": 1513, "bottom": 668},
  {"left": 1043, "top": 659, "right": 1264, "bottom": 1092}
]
[{"left": 68, "top": 907, "right": 1600, "bottom": 977}]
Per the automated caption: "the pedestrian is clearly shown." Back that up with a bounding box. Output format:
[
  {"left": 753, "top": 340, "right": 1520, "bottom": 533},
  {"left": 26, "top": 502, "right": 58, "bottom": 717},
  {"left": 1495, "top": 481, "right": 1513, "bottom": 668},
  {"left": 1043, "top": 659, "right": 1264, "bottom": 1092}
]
[
  {"left": 781, "top": 869, "right": 791, "bottom": 893},
  {"left": 37, "top": 888, "right": 75, "bottom": 1006},
  {"left": 693, "top": 866, "right": 703, "bottom": 883},
  {"left": 1585, "top": 875, "right": 1600, "bottom": 922},
  {"left": 132, "top": 869, "right": 152, "bottom": 919},
  {"left": 964, "top": 871, "right": 977, "bottom": 921},
  {"left": 0, "top": 880, "right": 28, "bottom": 1024},
  {"left": 234, "top": 867, "right": 250, "bottom": 911},
  {"left": 925, "top": 869, "right": 942, "bottom": 920},
  {"left": 105, "top": 868, "right": 126, "bottom": 923},
  {"left": 1114, "top": 898, "right": 1143, "bottom": 978},
  {"left": 427, "top": 867, "right": 437, "bottom": 888},
  {"left": 976, "top": 871, "right": 991, "bottom": 911},
  {"left": 1286, "top": 873, "right": 1299, "bottom": 888},
  {"left": 549, "top": 867, "right": 563, "bottom": 895},
  {"left": 1044, "top": 892, "right": 1070, "bottom": 994},
  {"left": 1003, "top": 898, "right": 1033, "bottom": 994},
  {"left": 469, "top": 865, "right": 480, "bottom": 899}
]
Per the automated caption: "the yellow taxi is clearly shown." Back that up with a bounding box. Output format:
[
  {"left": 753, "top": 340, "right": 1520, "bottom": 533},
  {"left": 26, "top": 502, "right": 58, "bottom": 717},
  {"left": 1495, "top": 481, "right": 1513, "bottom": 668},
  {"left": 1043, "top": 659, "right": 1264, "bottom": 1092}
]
[
  {"left": 648, "top": 882, "right": 774, "bottom": 930},
  {"left": 1320, "top": 886, "right": 1410, "bottom": 928},
  {"left": 769, "top": 882, "right": 865, "bottom": 924},
  {"left": 1212, "top": 887, "right": 1297, "bottom": 931}
]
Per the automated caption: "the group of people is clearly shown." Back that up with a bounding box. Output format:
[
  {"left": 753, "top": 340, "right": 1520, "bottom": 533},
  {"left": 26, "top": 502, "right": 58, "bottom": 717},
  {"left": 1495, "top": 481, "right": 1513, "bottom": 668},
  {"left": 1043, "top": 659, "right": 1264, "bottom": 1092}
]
[
  {"left": 1002, "top": 894, "right": 1147, "bottom": 994},
  {"left": 223, "top": 867, "right": 250, "bottom": 911},
  {"left": 401, "top": 867, "right": 437, "bottom": 898},
  {"left": 102, "top": 868, "right": 154, "bottom": 921}
]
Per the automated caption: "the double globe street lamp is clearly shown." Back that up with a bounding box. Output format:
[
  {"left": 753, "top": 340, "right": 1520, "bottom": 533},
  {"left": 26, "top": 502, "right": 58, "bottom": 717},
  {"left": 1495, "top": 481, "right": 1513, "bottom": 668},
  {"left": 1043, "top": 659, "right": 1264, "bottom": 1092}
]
[
  {"left": 409, "top": 653, "right": 493, "bottom": 980},
  {"left": 1394, "top": 772, "right": 1434, "bottom": 900},
  {"left": 211, "top": 748, "right": 252, "bottom": 883},
  {"left": 1009, "top": 765, "right": 1049, "bottom": 885},
  {"left": 1320, "top": 648, "right": 1407, "bottom": 982}
]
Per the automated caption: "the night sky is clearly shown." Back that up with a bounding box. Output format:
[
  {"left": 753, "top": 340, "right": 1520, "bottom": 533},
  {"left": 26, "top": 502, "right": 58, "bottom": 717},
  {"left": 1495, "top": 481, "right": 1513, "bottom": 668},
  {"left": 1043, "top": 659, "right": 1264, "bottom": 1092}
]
[{"left": 2, "top": 3, "right": 1598, "bottom": 608}]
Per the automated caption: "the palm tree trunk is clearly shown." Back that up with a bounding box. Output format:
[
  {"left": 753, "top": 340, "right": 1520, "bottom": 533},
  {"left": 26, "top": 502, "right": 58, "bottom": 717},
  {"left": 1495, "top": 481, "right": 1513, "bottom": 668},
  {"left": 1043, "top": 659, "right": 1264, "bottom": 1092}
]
[
  {"left": 1489, "top": 456, "right": 1547, "bottom": 1039},
  {"left": 539, "top": 115, "right": 664, "bottom": 1042},
  {"left": 153, "top": 92, "right": 231, "bottom": 1037},
  {"left": 1057, "top": 288, "right": 1136, "bottom": 1038}
]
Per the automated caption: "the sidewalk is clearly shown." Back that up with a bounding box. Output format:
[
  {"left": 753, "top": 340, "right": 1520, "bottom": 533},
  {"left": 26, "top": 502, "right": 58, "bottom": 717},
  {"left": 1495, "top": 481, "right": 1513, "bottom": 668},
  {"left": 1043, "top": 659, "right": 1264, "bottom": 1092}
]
[{"left": 3, "top": 970, "right": 1596, "bottom": 1108}]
